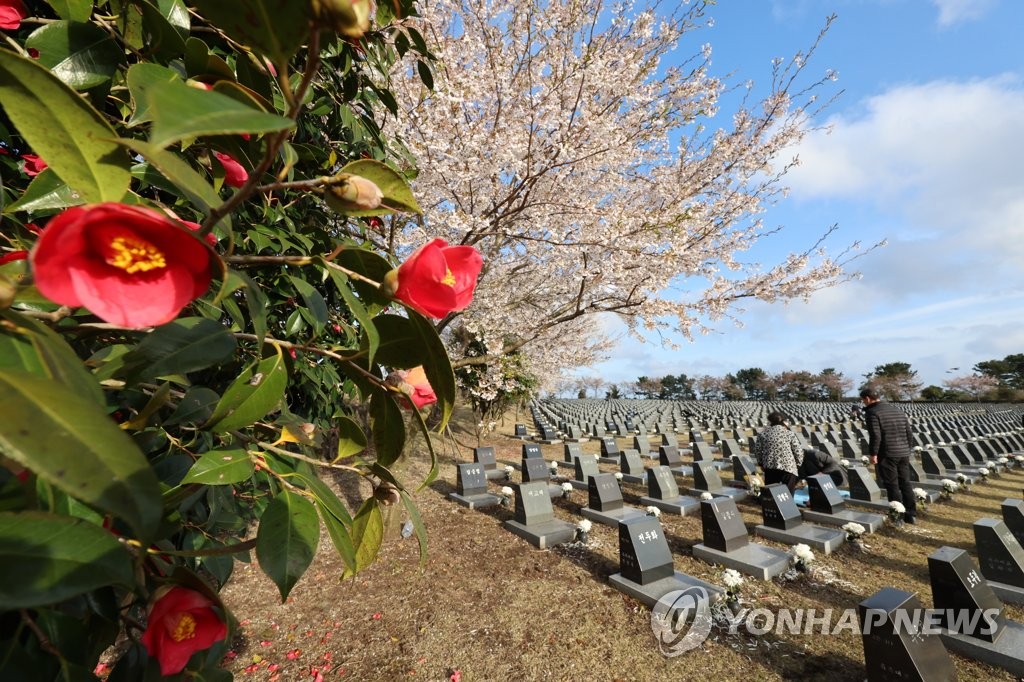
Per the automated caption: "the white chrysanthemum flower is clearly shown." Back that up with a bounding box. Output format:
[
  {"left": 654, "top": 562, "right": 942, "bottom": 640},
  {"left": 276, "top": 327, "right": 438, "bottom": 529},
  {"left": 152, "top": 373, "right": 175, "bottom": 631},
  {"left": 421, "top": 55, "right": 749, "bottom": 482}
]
[
  {"left": 549, "top": 460, "right": 558, "bottom": 470},
  {"left": 998, "top": 457, "right": 1008, "bottom": 465},
  {"left": 956, "top": 472, "right": 969, "bottom": 483},
  {"left": 561, "top": 482, "right": 573, "bottom": 492},
  {"left": 615, "top": 472, "right": 624, "bottom": 481},
  {"left": 748, "top": 475, "right": 763, "bottom": 487},
  {"left": 1016, "top": 455, "right": 1024, "bottom": 463},
  {"left": 978, "top": 467, "right": 990, "bottom": 477},
  {"left": 645, "top": 506, "right": 661, "bottom": 517},
  {"left": 500, "top": 486, "right": 513, "bottom": 497},
  {"left": 503, "top": 465, "right": 514, "bottom": 474},
  {"left": 792, "top": 544, "right": 815, "bottom": 565},
  {"left": 700, "top": 492, "right": 714, "bottom": 501},
  {"left": 861, "top": 456, "right": 870, "bottom": 464},
  {"left": 913, "top": 488, "right": 928, "bottom": 501},
  {"left": 839, "top": 459, "right": 850, "bottom": 468},
  {"left": 721, "top": 568, "right": 744, "bottom": 589},
  {"left": 841, "top": 522, "right": 865, "bottom": 537},
  {"left": 577, "top": 519, "right": 592, "bottom": 532},
  {"left": 941, "top": 479, "right": 959, "bottom": 492},
  {"left": 889, "top": 500, "right": 906, "bottom": 514}
]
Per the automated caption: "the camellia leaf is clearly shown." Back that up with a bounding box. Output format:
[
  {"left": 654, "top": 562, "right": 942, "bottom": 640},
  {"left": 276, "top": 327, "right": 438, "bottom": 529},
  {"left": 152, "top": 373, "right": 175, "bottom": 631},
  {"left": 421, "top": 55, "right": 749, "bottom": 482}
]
[
  {"left": 0, "top": 511, "right": 135, "bottom": 608},
  {"left": 125, "top": 62, "right": 181, "bottom": 127},
  {"left": 181, "top": 447, "right": 253, "bottom": 485},
  {"left": 119, "top": 317, "right": 237, "bottom": 382},
  {"left": 325, "top": 267, "right": 379, "bottom": 364},
  {"left": 25, "top": 20, "right": 122, "bottom": 91},
  {"left": 190, "top": 0, "right": 310, "bottom": 66},
  {"left": 45, "top": 0, "right": 94, "bottom": 22},
  {"left": 205, "top": 346, "right": 288, "bottom": 432},
  {"left": 400, "top": 490, "right": 428, "bottom": 566},
  {"left": 147, "top": 75, "right": 294, "bottom": 149},
  {"left": 333, "top": 415, "right": 367, "bottom": 460},
  {"left": 2, "top": 168, "right": 86, "bottom": 214},
  {"left": 0, "top": 49, "right": 131, "bottom": 203},
  {"left": 163, "top": 386, "right": 220, "bottom": 426},
  {"left": 288, "top": 275, "right": 328, "bottom": 332},
  {"left": 137, "top": 1, "right": 187, "bottom": 61},
  {"left": 331, "top": 248, "right": 394, "bottom": 308},
  {"left": 369, "top": 387, "right": 405, "bottom": 467},
  {"left": 0, "top": 371, "right": 161, "bottom": 541},
  {"left": 346, "top": 497, "right": 383, "bottom": 578},
  {"left": 256, "top": 490, "right": 319, "bottom": 602},
  {"left": 333, "top": 159, "right": 423, "bottom": 216}
]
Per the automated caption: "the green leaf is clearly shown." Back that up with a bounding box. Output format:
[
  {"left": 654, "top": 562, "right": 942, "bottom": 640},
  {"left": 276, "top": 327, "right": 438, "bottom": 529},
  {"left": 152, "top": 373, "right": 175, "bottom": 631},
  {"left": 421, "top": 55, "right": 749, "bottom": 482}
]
[
  {"left": 334, "top": 415, "right": 367, "bottom": 460},
  {"left": 369, "top": 388, "right": 405, "bottom": 467},
  {"left": 319, "top": 505, "right": 356, "bottom": 577},
  {"left": 325, "top": 267, "right": 379, "bottom": 364},
  {"left": 370, "top": 313, "right": 457, "bottom": 429},
  {"left": 256, "top": 490, "right": 319, "bottom": 602},
  {"left": 332, "top": 248, "right": 394, "bottom": 307},
  {"left": 25, "top": 20, "right": 121, "bottom": 91},
  {"left": 184, "top": 37, "right": 235, "bottom": 80},
  {"left": 147, "top": 71, "right": 294, "bottom": 148},
  {"left": 2, "top": 167, "right": 86, "bottom": 214},
  {"left": 125, "top": 62, "right": 181, "bottom": 127},
  {"left": 0, "top": 49, "right": 130, "bottom": 203},
  {"left": 0, "top": 309, "right": 104, "bottom": 406},
  {"left": 181, "top": 447, "right": 253, "bottom": 485},
  {"left": 45, "top": 0, "right": 94, "bottom": 22},
  {"left": 416, "top": 60, "right": 434, "bottom": 90},
  {"left": 295, "top": 471, "right": 353, "bottom": 526},
  {"left": 163, "top": 386, "right": 220, "bottom": 426},
  {"left": 0, "top": 512, "right": 134, "bottom": 608},
  {"left": 347, "top": 497, "right": 383, "bottom": 578},
  {"left": 335, "top": 159, "right": 423, "bottom": 216},
  {"left": 400, "top": 490, "right": 428, "bottom": 566},
  {"left": 205, "top": 347, "right": 288, "bottom": 432},
  {"left": 404, "top": 395, "right": 439, "bottom": 488},
  {"left": 0, "top": 371, "right": 161, "bottom": 540},
  {"left": 191, "top": 0, "right": 310, "bottom": 65},
  {"left": 138, "top": 0, "right": 187, "bottom": 61},
  {"left": 120, "top": 317, "right": 237, "bottom": 382},
  {"left": 155, "top": 0, "right": 190, "bottom": 41},
  {"left": 288, "top": 276, "right": 328, "bottom": 332}
]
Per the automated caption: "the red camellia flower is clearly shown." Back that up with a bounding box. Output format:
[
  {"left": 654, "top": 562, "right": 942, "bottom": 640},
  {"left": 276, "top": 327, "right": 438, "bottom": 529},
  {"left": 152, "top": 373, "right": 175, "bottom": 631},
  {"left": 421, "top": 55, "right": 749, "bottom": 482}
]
[
  {"left": 141, "top": 586, "right": 227, "bottom": 676},
  {"left": 399, "top": 366, "right": 437, "bottom": 410},
  {"left": 0, "top": 0, "right": 27, "bottom": 31},
  {"left": 21, "top": 153, "right": 46, "bottom": 177},
  {"left": 214, "top": 152, "right": 249, "bottom": 188},
  {"left": 30, "top": 203, "right": 213, "bottom": 328},
  {"left": 0, "top": 250, "right": 27, "bottom": 265},
  {"left": 385, "top": 239, "right": 482, "bottom": 319}
]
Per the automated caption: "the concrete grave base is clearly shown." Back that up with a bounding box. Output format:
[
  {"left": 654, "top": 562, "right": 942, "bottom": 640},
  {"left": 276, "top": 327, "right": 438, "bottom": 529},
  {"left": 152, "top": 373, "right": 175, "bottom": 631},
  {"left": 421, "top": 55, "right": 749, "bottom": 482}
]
[
  {"left": 754, "top": 523, "right": 845, "bottom": 554},
  {"left": 569, "top": 479, "right": 591, "bottom": 491},
  {"left": 801, "top": 508, "right": 884, "bottom": 533},
  {"left": 987, "top": 581, "right": 1024, "bottom": 606},
  {"left": 639, "top": 495, "right": 701, "bottom": 516},
  {"left": 598, "top": 457, "right": 620, "bottom": 465},
  {"left": 503, "top": 519, "right": 576, "bottom": 549},
  {"left": 671, "top": 465, "right": 694, "bottom": 477},
  {"left": 621, "top": 474, "right": 645, "bottom": 485},
  {"left": 844, "top": 497, "right": 897, "bottom": 512},
  {"left": 687, "top": 487, "right": 749, "bottom": 503},
  {"left": 556, "top": 460, "right": 576, "bottom": 470},
  {"left": 609, "top": 571, "right": 725, "bottom": 609},
  {"left": 940, "top": 621, "right": 1024, "bottom": 676},
  {"left": 536, "top": 439, "right": 562, "bottom": 445},
  {"left": 581, "top": 506, "right": 647, "bottom": 528},
  {"left": 485, "top": 468, "right": 510, "bottom": 480},
  {"left": 448, "top": 492, "right": 503, "bottom": 510},
  {"left": 692, "top": 542, "right": 792, "bottom": 580}
]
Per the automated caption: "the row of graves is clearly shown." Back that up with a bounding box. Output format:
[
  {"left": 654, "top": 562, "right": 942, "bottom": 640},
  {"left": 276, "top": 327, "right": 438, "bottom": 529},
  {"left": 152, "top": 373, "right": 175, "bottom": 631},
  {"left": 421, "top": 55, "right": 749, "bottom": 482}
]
[{"left": 449, "top": 406, "right": 1024, "bottom": 678}]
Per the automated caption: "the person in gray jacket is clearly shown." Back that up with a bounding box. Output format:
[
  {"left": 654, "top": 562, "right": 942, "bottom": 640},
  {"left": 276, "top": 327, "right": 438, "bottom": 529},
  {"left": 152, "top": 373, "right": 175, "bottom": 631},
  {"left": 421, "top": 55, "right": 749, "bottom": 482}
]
[{"left": 861, "top": 386, "right": 916, "bottom": 523}]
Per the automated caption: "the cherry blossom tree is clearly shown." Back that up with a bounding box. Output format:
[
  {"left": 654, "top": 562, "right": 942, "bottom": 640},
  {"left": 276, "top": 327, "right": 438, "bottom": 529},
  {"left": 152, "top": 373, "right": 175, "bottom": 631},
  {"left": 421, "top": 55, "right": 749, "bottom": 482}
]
[
  {"left": 943, "top": 373, "right": 1000, "bottom": 401},
  {"left": 388, "top": 0, "right": 875, "bottom": 398}
]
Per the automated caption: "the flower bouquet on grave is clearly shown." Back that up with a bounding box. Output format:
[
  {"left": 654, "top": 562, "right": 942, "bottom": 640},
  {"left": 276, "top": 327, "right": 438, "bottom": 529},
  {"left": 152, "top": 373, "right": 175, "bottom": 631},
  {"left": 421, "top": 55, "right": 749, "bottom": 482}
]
[
  {"left": 940, "top": 478, "right": 959, "bottom": 499},
  {"left": 499, "top": 486, "right": 514, "bottom": 506},
  {"left": 977, "top": 467, "right": 990, "bottom": 481},
  {"left": 842, "top": 522, "right": 867, "bottom": 552},
  {"left": 997, "top": 457, "right": 1009, "bottom": 468},
  {"left": 913, "top": 488, "right": 929, "bottom": 513},
  {"left": 887, "top": 500, "right": 906, "bottom": 528},
  {"left": 549, "top": 460, "right": 559, "bottom": 475},
  {"left": 561, "top": 482, "right": 574, "bottom": 499},
  {"left": 790, "top": 544, "right": 816, "bottom": 574},
  {"left": 745, "top": 474, "right": 764, "bottom": 497},
  {"left": 1015, "top": 455, "right": 1024, "bottom": 469},
  {"left": 575, "top": 519, "right": 593, "bottom": 544},
  {"left": 721, "top": 568, "right": 745, "bottom": 613},
  {"left": 956, "top": 472, "right": 971, "bottom": 490},
  {"left": 645, "top": 506, "right": 661, "bottom": 518},
  {"left": 861, "top": 455, "right": 871, "bottom": 466},
  {"left": 700, "top": 492, "right": 714, "bottom": 502},
  {"left": 504, "top": 465, "right": 514, "bottom": 481},
  {"left": 615, "top": 472, "right": 624, "bottom": 488},
  {"left": 839, "top": 459, "right": 851, "bottom": 469}
]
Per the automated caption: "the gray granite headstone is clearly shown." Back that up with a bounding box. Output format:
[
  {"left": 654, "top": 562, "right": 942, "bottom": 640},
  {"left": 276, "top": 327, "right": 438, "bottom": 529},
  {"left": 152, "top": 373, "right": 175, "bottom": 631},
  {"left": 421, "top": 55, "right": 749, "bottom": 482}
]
[
  {"left": 632, "top": 436, "right": 650, "bottom": 456},
  {"left": 563, "top": 442, "right": 582, "bottom": 462},
  {"left": 662, "top": 433, "right": 679, "bottom": 448},
  {"left": 618, "top": 515, "right": 674, "bottom": 585},
  {"left": 588, "top": 473, "right": 625, "bottom": 512},
  {"left": 732, "top": 455, "right": 757, "bottom": 483},
  {"left": 522, "top": 443, "right": 542, "bottom": 459},
  {"left": 807, "top": 474, "right": 846, "bottom": 514},
  {"left": 647, "top": 466, "right": 680, "bottom": 500},
  {"left": 859, "top": 587, "right": 956, "bottom": 682},
  {"left": 922, "top": 450, "right": 949, "bottom": 477},
  {"left": 473, "top": 446, "right": 497, "bottom": 470},
  {"left": 693, "top": 460, "right": 723, "bottom": 492},
  {"left": 601, "top": 436, "right": 620, "bottom": 458},
  {"left": 692, "top": 441, "right": 714, "bottom": 462},
  {"left": 659, "top": 445, "right": 682, "bottom": 467},
  {"left": 848, "top": 466, "right": 883, "bottom": 502},
  {"left": 514, "top": 424, "right": 527, "bottom": 437},
  {"left": 1001, "top": 499, "right": 1024, "bottom": 548},
  {"left": 456, "top": 463, "right": 488, "bottom": 496},
  {"left": 700, "top": 498, "right": 748, "bottom": 553},
  {"left": 974, "top": 519, "right": 1024, "bottom": 588},
  {"left": 928, "top": 546, "right": 1005, "bottom": 643},
  {"left": 574, "top": 456, "right": 599, "bottom": 483},
  {"left": 514, "top": 482, "right": 555, "bottom": 525},
  {"left": 620, "top": 450, "right": 645, "bottom": 476},
  {"left": 761, "top": 484, "right": 802, "bottom": 531},
  {"left": 521, "top": 457, "right": 551, "bottom": 483}
]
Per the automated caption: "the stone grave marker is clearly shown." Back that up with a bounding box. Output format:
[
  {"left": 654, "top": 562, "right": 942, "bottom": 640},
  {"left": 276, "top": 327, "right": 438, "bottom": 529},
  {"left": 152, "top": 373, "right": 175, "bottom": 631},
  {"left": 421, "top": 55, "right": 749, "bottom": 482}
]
[
  {"left": 720, "top": 439, "right": 743, "bottom": 458},
  {"left": 632, "top": 435, "right": 651, "bottom": 458},
  {"left": 699, "top": 497, "right": 748, "bottom": 552},
  {"left": 522, "top": 457, "right": 551, "bottom": 483},
  {"left": 599, "top": 436, "right": 621, "bottom": 463},
  {"left": 844, "top": 466, "right": 893, "bottom": 512},
  {"left": 619, "top": 449, "right": 646, "bottom": 484},
  {"left": 922, "top": 450, "right": 951, "bottom": 478},
  {"left": 559, "top": 442, "right": 583, "bottom": 469},
  {"left": 449, "top": 463, "right": 502, "bottom": 509},
  {"left": 974, "top": 519, "right": 1024, "bottom": 603},
  {"left": 732, "top": 455, "right": 757, "bottom": 485},
  {"left": 1001, "top": 499, "right": 1024, "bottom": 548},
  {"left": 692, "top": 498, "right": 791, "bottom": 579},
  {"left": 662, "top": 433, "right": 679, "bottom": 449},
  {"left": 522, "top": 443, "right": 543, "bottom": 459},
  {"left": 754, "top": 484, "right": 845, "bottom": 554},
  {"left": 566, "top": 425, "right": 584, "bottom": 442},
  {"left": 582, "top": 473, "right": 645, "bottom": 527},
  {"left": 690, "top": 460, "right": 746, "bottom": 501},
  {"left": 473, "top": 446, "right": 505, "bottom": 480},
  {"left": 503, "top": 481, "right": 575, "bottom": 549},
  {"left": 639, "top": 465, "right": 700, "bottom": 516},
  {"left": 801, "top": 474, "right": 883, "bottom": 532},
  {"left": 514, "top": 423, "right": 528, "bottom": 438},
  {"left": 859, "top": 587, "right": 956, "bottom": 682},
  {"left": 760, "top": 484, "right": 802, "bottom": 531},
  {"left": 537, "top": 425, "right": 560, "bottom": 443},
  {"left": 570, "top": 455, "right": 600, "bottom": 491}
]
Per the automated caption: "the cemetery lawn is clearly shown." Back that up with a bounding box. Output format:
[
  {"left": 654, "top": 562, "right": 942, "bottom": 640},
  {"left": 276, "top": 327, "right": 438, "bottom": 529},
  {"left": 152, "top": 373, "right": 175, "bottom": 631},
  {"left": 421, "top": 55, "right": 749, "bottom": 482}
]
[{"left": 220, "top": 409, "right": 1024, "bottom": 681}]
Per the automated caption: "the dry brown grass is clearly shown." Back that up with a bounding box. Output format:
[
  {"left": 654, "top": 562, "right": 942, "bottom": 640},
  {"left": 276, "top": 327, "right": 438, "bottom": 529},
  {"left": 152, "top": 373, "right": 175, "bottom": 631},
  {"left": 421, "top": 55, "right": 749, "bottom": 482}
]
[{"left": 220, "top": 409, "right": 1024, "bottom": 681}]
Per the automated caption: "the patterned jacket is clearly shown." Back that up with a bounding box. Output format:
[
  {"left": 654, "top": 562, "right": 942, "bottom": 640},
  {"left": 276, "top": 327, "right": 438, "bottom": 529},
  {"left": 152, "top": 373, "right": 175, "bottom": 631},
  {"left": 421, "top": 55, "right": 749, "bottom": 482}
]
[
  {"left": 865, "top": 401, "right": 913, "bottom": 459},
  {"left": 753, "top": 425, "right": 804, "bottom": 475}
]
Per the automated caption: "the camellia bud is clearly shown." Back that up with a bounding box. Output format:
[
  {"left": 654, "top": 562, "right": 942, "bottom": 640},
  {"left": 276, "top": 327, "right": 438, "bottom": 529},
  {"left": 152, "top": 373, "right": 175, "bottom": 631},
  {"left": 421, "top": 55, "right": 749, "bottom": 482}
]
[
  {"left": 373, "top": 481, "right": 402, "bottom": 506},
  {"left": 310, "top": 0, "right": 371, "bottom": 38},
  {"left": 324, "top": 173, "right": 384, "bottom": 214},
  {"left": 379, "top": 268, "right": 399, "bottom": 298}
]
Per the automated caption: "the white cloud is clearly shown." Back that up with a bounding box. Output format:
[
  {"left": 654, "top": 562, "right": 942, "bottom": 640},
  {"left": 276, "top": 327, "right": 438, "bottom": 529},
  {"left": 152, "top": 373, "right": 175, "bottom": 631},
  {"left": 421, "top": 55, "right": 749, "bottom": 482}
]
[{"left": 932, "top": 0, "right": 998, "bottom": 26}]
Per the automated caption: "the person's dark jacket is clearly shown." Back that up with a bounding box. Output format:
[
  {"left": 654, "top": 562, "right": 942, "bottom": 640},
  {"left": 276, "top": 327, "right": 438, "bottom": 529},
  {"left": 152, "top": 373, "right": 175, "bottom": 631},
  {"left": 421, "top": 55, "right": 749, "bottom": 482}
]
[
  {"left": 799, "top": 448, "right": 848, "bottom": 487},
  {"left": 865, "top": 401, "right": 912, "bottom": 459}
]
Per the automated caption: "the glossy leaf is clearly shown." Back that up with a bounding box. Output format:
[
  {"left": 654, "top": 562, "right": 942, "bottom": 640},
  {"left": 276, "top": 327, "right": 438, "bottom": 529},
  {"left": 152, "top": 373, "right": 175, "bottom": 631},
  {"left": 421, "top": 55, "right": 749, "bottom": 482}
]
[
  {"left": 191, "top": 0, "right": 310, "bottom": 65},
  {"left": 181, "top": 447, "right": 253, "bottom": 485},
  {"left": 125, "top": 62, "right": 180, "bottom": 127},
  {"left": 184, "top": 37, "right": 235, "bottom": 80},
  {"left": 256, "top": 490, "right": 319, "bottom": 602},
  {"left": 0, "top": 371, "right": 161, "bottom": 540},
  {"left": 319, "top": 505, "right": 356, "bottom": 577},
  {"left": 369, "top": 388, "right": 405, "bottom": 467},
  {"left": 334, "top": 415, "right": 367, "bottom": 460},
  {"left": 45, "top": 0, "right": 94, "bottom": 22},
  {"left": 325, "top": 267, "right": 378, "bottom": 364},
  {"left": 205, "top": 347, "right": 288, "bottom": 432},
  {"left": 138, "top": 1, "right": 187, "bottom": 61},
  {"left": 163, "top": 386, "right": 220, "bottom": 426},
  {"left": 334, "top": 159, "right": 423, "bottom": 216},
  {"left": 347, "top": 497, "right": 383, "bottom": 578},
  {"left": 0, "top": 310, "right": 104, "bottom": 406},
  {"left": 400, "top": 490, "right": 428, "bottom": 566},
  {"left": 0, "top": 512, "right": 134, "bottom": 608},
  {"left": 26, "top": 21, "right": 122, "bottom": 91},
  {"left": 0, "top": 50, "right": 130, "bottom": 203},
  {"left": 147, "top": 69, "right": 294, "bottom": 148},
  {"left": 120, "top": 317, "right": 237, "bottom": 382},
  {"left": 288, "top": 276, "right": 328, "bottom": 331},
  {"left": 332, "top": 248, "right": 394, "bottom": 307},
  {"left": 2, "top": 168, "right": 86, "bottom": 214}
]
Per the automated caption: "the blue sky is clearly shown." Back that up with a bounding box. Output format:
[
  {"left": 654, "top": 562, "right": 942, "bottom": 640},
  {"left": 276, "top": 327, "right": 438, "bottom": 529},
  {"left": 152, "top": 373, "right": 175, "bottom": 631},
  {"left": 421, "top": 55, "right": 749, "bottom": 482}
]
[{"left": 587, "top": 0, "right": 1024, "bottom": 394}]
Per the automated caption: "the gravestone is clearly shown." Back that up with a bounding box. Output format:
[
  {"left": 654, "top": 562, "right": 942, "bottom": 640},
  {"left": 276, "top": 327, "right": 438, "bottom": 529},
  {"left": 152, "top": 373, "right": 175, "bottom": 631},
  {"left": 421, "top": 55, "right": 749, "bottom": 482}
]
[
  {"left": 503, "top": 481, "right": 575, "bottom": 549},
  {"left": 692, "top": 498, "right": 791, "bottom": 580},
  {"left": 619, "top": 449, "right": 646, "bottom": 484},
  {"left": 720, "top": 439, "right": 743, "bottom": 458},
  {"left": 599, "top": 436, "right": 621, "bottom": 464},
  {"left": 858, "top": 588, "right": 956, "bottom": 682},
  {"left": 522, "top": 443, "right": 543, "bottom": 459},
  {"left": 521, "top": 457, "right": 551, "bottom": 483},
  {"left": 639, "top": 466, "right": 700, "bottom": 516},
  {"left": 844, "top": 466, "right": 893, "bottom": 512},
  {"left": 661, "top": 433, "right": 679, "bottom": 449},
  {"left": 537, "top": 425, "right": 560, "bottom": 444},
  {"left": 570, "top": 455, "right": 600, "bottom": 491},
  {"left": 514, "top": 423, "right": 528, "bottom": 439},
  {"left": 473, "top": 446, "right": 505, "bottom": 480},
  {"left": 1001, "top": 499, "right": 1024, "bottom": 548},
  {"left": 801, "top": 474, "right": 884, "bottom": 532},
  {"left": 565, "top": 425, "right": 585, "bottom": 442},
  {"left": 582, "top": 473, "right": 644, "bottom": 527},
  {"left": 659, "top": 445, "right": 683, "bottom": 467},
  {"left": 974, "top": 519, "right": 1024, "bottom": 604},
  {"left": 754, "top": 484, "right": 846, "bottom": 554},
  {"left": 608, "top": 515, "right": 725, "bottom": 609},
  {"left": 632, "top": 435, "right": 651, "bottom": 458},
  {"left": 691, "top": 441, "right": 729, "bottom": 471},
  {"left": 559, "top": 442, "right": 583, "bottom": 469},
  {"left": 449, "top": 463, "right": 502, "bottom": 509},
  {"left": 922, "top": 450, "right": 951, "bottom": 478},
  {"left": 732, "top": 455, "right": 757, "bottom": 485}
]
